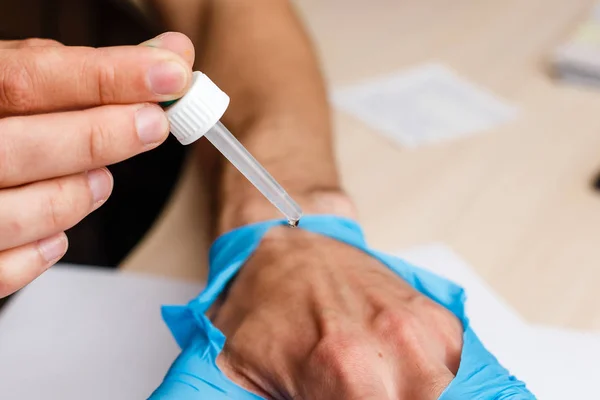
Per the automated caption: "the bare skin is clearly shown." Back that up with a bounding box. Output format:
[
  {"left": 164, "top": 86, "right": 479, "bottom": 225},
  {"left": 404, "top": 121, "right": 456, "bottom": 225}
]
[
  {"left": 0, "top": 1, "right": 465, "bottom": 397},
  {"left": 149, "top": 1, "right": 465, "bottom": 398},
  {"left": 0, "top": 34, "right": 193, "bottom": 297},
  {"left": 210, "top": 225, "right": 463, "bottom": 399}
]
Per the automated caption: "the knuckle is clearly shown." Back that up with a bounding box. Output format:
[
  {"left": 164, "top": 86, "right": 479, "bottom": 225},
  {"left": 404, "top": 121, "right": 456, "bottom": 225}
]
[
  {"left": 97, "top": 64, "right": 118, "bottom": 104},
  {"left": 307, "top": 333, "right": 384, "bottom": 396},
  {"left": 83, "top": 50, "right": 118, "bottom": 104},
  {"left": 373, "top": 309, "right": 421, "bottom": 347},
  {"left": 4, "top": 220, "right": 24, "bottom": 241},
  {"left": 413, "top": 296, "right": 464, "bottom": 354},
  {"left": 0, "top": 58, "right": 36, "bottom": 112},
  {"left": 42, "top": 178, "right": 87, "bottom": 230},
  {"left": 309, "top": 334, "right": 369, "bottom": 378},
  {"left": 87, "top": 121, "right": 113, "bottom": 165},
  {"left": 375, "top": 308, "right": 416, "bottom": 334},
  {"left": 45, "top": 180, "right": 71, "bottom": 229}
]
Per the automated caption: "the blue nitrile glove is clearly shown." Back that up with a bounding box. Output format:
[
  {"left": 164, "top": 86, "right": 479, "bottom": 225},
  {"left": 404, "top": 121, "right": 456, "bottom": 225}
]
[{"left": 150, "top": 215, "right": 534, "bottom": 400}]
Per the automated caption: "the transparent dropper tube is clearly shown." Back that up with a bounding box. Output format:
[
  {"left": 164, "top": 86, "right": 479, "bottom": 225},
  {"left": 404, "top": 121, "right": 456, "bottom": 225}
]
[
  {"left": 166, "top": 72, "right": 303, "bottom": 226},
  {"left": 205, "top": 121, "right": 303, "bottom": 226}
]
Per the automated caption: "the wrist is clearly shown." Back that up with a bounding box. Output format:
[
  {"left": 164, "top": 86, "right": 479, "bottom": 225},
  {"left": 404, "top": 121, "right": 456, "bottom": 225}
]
[
  {"left": 216, "top": 189, "right": 356, "bottom": 234},
  {"left": 213, "top": 116, "right": 348, "bottom": 234}
]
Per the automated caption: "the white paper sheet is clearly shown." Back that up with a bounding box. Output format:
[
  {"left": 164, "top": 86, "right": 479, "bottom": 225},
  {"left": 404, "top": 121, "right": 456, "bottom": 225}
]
[
  {"left": 0, "top": 266, "right": 201, "bottom": 400},
  {"left": 332, "top": 64, "right": 517, "bottom": 148},
  {"left": 401, "top": 244, "right": 600, "bottom": 399},
  {"left": 0, "top": 245, "right": 597, "bottom": 399}
]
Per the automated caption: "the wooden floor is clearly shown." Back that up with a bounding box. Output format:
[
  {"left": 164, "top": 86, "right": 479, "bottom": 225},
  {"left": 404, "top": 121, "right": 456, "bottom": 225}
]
[{"left": 123, "top": 0, "right": 600, "bottom": 331}]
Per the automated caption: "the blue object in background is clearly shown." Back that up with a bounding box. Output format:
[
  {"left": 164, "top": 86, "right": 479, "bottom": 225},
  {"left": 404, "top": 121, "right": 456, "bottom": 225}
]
[{"left": 150, "top": 215, "right": 535, "bottom": 400}]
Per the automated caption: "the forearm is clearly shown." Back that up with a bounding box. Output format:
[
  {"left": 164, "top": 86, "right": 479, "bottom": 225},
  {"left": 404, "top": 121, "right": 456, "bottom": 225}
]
[{"left": 151, "top": 0, "right": 353, "bottom": 233}]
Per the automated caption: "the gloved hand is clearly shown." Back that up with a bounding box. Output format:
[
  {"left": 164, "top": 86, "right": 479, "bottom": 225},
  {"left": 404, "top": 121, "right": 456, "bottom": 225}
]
[{"left": 151, "top": 216, "right": 534, "bottom": 400}]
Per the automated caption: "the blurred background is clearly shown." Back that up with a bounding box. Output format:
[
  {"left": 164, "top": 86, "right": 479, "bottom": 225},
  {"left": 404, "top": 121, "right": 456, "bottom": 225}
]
[
  {"left": 124, "top": 0, "right": 600, "bottom": 332},
  {"left": 1, "top": 0, "right": 600, "bottom": 398},
  {"left": 1, "top": 0, "right": 599, "bottom": 329}
]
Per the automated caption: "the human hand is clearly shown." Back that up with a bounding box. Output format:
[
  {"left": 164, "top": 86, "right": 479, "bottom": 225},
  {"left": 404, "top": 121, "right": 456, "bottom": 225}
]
[
  {"left": 151, "top": 207, "right": 533, "bottom": 399},
  {"left": 0, "top": 32, "right": 195, "bottom": 298},
  {"left": 210, "top": 227, "right": 464, "bottom": 400}
]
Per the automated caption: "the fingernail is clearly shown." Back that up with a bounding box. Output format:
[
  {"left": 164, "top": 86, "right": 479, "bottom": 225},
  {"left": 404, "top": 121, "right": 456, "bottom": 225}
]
[
  {"left": 140, "top": 32, "right": 169, "bottom": 48},
  {"left": 87, "top": 168, "right": 113, "bottom": 205},
  {"left": 38, "top": 233, "right": 68, "bottom": 263},
  {"left": 135, "top": 105, "right": 169, "bottom": 145},
  {"left": 147, "top": 61, "right": 188, "bottom": 95}
]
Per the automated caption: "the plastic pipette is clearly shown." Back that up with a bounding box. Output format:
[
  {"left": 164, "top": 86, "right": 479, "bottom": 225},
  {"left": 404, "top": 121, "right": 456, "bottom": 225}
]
[{"left": 165, "top": 71, "right": 302, "bottom": 226}]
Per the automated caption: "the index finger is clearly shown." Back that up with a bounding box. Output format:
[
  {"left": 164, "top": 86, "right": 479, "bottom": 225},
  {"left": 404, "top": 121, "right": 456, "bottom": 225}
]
[{"left": 0, "top": 37, "right": 193, "bottom": 116}]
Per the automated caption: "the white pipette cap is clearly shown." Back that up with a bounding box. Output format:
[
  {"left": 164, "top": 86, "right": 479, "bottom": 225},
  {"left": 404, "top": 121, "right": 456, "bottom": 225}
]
[
  {"left": 166, "top": 72, "right": 230, "bottom": 145},
  {"left": 164, "top": 71, "right": 303, "bottom": 226}
]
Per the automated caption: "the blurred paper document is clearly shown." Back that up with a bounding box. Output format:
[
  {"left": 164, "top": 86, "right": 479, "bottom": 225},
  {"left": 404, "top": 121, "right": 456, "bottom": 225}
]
[
  {"left": 553, "top": 3, "right": 600, "bottom": 86},
  {"left": 332, "top": 64, "right": 517, "bottom": 148}
]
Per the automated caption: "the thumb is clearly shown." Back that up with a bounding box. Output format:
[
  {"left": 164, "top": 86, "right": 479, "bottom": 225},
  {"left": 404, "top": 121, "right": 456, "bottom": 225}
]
[{"left": 140, "top": 31, "right": 195, "bottom": 68}]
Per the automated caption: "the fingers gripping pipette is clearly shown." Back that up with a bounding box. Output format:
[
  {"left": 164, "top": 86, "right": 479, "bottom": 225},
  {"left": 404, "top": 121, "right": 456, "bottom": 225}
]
[{"left": 165, "top": 72, "right": 303, "bottom": 227}]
